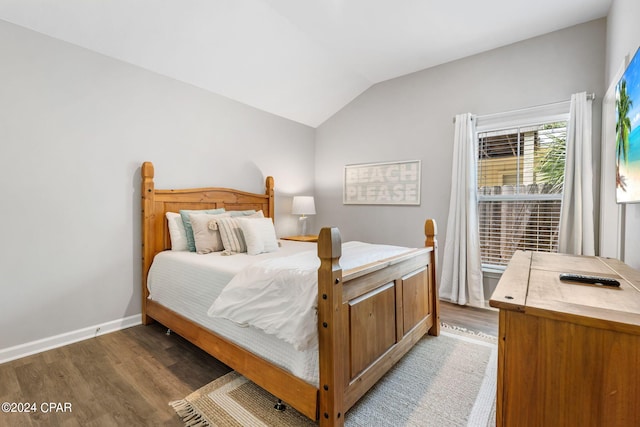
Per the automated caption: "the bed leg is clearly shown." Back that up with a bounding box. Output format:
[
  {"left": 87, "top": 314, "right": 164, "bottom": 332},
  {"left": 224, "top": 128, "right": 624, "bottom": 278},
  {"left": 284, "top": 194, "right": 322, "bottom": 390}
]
[{"left": 274, "top": 399, "right": 286, "bottom": 411}]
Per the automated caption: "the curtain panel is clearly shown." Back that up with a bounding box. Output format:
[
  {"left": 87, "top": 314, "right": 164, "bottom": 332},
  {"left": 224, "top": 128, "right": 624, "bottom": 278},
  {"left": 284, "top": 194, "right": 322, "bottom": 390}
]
[
  {"left": 558, "top": 92, "right": 595, "bottom": 255},
  {"left": 439, "top": 113, "right": 484, "bottom": 307}
]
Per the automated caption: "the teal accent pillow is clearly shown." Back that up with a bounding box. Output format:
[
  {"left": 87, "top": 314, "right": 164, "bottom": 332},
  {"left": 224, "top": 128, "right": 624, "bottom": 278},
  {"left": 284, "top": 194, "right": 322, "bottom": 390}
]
[{"left": 180, "top": 208, "right": 226, "bottom": 252}]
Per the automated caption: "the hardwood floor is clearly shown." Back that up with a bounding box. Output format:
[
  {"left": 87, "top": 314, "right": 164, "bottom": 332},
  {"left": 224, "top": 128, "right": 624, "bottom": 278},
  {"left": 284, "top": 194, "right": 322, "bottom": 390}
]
[
  {"left": 0, "top": 302, "right": 497, "bottom": 426},
  {"left": 0, "top": 323, "right": 230, "bottom": 426},
  {"left": 439, "top": 301, "right": 499, "bottom": 336}
]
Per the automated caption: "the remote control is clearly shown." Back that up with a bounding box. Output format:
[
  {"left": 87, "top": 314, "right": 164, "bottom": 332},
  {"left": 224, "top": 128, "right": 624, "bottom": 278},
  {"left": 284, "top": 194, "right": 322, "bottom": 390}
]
[{"left": 559, "top": 273, "right": 620, "bottom": 287}]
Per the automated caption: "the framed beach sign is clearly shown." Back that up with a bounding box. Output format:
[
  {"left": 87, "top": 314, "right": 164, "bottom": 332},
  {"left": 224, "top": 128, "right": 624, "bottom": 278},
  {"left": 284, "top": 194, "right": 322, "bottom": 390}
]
[
  {"left": 616, "top": 47, "right": 640, "bottom": 203},
  {"left": 344, "top": 160, "right": 421, "bottom": 205}
]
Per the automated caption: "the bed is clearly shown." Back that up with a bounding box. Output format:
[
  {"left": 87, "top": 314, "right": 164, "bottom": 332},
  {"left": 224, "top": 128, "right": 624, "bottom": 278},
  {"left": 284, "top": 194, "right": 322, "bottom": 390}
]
[{"left": 141, "top": 161, "right": 440, "bottom": 426}]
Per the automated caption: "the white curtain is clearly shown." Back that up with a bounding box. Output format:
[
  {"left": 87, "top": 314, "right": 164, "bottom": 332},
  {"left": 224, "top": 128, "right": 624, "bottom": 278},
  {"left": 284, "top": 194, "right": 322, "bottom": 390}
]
[
  {"left": 439, "top": 113, "right": 484, "bottom": 307},
  {"left": 558, "top": 92, "right": 595, "bottom": 255}
]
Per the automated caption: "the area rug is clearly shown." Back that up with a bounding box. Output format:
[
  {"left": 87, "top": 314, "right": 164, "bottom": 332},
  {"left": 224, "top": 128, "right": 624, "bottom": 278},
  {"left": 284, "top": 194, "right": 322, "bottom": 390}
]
[{"left": 170, "top": 326, "right": 497, "bottom": 426}]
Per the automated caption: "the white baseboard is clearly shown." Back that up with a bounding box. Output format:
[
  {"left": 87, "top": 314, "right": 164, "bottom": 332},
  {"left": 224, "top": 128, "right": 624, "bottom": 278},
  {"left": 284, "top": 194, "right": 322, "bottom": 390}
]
[{"left": 0, "top": 314, "right": 142, "bottom": 364}]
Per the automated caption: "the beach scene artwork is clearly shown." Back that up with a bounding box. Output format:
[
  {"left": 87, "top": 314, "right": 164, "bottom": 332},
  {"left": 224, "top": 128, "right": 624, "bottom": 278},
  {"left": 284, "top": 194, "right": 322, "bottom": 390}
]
[{"left": 616, "top": 48, "right": 640, "bottom": 204}]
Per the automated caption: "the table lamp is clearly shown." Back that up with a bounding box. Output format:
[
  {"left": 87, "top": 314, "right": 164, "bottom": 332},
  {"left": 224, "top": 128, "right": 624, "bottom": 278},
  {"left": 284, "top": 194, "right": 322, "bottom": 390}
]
[{"left": 291, "top": 196, "right": 315, "bottom": 236}]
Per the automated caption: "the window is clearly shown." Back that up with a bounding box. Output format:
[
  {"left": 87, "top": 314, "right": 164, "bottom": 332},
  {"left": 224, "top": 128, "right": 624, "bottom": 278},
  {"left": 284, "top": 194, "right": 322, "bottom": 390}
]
[{"left": 477, "top": 117, "right": 568, "bottom": 269}]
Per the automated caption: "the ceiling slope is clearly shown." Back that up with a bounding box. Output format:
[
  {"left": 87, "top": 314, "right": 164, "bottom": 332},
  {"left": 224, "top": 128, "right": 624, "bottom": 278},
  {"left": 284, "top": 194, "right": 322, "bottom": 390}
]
[{"left": 0, "top": 0, "right": 611, "bottom": 127}]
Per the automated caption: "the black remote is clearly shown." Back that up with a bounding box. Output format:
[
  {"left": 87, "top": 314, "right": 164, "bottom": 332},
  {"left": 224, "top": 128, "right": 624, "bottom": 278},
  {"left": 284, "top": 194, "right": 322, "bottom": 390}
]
[{"left": 559, "top": 273, "right": 620, "bottom": 287}]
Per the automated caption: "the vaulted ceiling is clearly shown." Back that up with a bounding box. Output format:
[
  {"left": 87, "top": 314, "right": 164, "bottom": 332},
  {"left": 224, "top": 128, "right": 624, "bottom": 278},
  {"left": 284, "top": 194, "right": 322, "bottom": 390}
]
[{"left": 0, "top": 0, "right": 612, "bottom": 127}]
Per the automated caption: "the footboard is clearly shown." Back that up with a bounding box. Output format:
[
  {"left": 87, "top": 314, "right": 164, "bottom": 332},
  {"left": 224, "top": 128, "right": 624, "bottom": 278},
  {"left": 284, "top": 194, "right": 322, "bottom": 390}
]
[{"left": 317, "top": 220, "right": 439, "bottom": 426}]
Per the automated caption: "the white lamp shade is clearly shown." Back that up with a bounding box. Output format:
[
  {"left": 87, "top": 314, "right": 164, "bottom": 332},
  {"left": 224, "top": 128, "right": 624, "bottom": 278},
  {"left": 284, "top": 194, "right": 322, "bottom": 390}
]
[{"left": 292, "top": 196, "right": 316, "bottom": 215}]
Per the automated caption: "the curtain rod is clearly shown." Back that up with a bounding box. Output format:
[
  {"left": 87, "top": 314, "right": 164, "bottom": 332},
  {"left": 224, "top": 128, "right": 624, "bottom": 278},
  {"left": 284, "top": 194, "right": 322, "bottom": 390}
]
[{"left": 452, "top": 93, "right": 596, "bottom": 123}]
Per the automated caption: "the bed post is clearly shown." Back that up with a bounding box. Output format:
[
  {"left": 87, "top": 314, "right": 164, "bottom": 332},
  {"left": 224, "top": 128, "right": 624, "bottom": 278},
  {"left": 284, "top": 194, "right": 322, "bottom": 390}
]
[
  {"left": 141, "top": 162, "right": 155, "bottom": 325},
  {"left": 265, "top": 176, "right": 275, "bottom": 219},
  {"left": 425, "top": 219, "right": 440, "bottom": 336},
  {"left": 317, "top": 227, "right": 345, "bottom": 427}
]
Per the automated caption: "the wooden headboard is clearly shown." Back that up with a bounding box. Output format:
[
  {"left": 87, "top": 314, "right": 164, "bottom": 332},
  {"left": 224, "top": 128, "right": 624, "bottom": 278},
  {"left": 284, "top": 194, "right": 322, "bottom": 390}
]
[{"left": 141, "top": 161, "right": 274, "bottom": 318}]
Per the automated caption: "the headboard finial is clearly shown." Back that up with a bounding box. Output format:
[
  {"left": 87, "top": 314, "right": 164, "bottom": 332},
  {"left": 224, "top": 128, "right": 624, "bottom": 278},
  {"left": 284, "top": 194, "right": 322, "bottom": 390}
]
[
  {"left": 266, "top": 176, "right": 275, "bottom": 218},
  {"left": 425, "top": 218, "right": 437, "bottom": 249},
  {"left": 142, "top": 162, "right": 155, "bottom": 179}
]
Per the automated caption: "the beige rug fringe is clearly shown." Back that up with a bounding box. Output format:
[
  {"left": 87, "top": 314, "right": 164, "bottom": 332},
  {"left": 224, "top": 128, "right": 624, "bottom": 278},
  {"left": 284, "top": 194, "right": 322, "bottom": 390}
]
[
  {"left": 169, "top": 399, "right": 210, "bottom": 427},
  {"left": 440, "top": 322, "right": 497, "bottom": 342}
]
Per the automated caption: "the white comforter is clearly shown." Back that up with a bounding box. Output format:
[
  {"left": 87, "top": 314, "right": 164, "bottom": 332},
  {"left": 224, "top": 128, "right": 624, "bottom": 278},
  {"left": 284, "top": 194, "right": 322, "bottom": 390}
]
[{"left": 208, "top": 241, "right": 411, "bottom": 351}]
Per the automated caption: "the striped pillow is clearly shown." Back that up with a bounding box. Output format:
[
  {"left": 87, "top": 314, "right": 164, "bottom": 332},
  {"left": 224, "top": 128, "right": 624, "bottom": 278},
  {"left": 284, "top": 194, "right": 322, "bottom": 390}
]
[
  {"left": 217, "top": 217, "right": 247, "bottom": 253},
  {"left": 217, "top": 211, "right": 265, "bottom": 253}
]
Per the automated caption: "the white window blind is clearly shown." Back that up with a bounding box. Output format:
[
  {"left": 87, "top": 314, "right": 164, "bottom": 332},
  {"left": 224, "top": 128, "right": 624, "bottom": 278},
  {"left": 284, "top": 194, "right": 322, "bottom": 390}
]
[{"left": 477, "top": 120, "right": 568, "bottom": 268}]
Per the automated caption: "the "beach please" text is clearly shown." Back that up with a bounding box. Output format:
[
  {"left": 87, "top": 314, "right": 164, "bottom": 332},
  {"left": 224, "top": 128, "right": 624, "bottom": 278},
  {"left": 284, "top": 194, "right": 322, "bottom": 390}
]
[{"left": 344, "top": 162, "right": 420, "bottom": 204}]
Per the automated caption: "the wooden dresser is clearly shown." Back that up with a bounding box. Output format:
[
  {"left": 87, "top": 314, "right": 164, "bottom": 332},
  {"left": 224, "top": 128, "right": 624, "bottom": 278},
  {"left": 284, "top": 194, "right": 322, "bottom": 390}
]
[{"left": 489, "top": 251, "right": 640, "bottom": 427}]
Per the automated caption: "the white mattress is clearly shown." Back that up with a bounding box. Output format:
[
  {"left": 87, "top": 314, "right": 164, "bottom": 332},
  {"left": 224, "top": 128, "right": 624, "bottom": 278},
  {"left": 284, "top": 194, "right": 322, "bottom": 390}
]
[
  {"left": 147, "top": 239, "right": 413, "bottom": 386},
  {"left": 147, "top": 240, "right": 320, "bottom": 385}
]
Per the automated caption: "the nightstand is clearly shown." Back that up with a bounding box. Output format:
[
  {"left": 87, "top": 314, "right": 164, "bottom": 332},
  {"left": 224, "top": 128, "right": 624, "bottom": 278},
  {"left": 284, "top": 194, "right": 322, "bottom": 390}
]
[{"left": 281, "top": 235, "right": 318, "bottom": 243}]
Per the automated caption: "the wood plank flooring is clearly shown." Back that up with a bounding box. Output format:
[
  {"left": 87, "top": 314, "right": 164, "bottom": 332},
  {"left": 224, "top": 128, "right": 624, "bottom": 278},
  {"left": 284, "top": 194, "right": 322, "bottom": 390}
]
[
  {"left": 439, "top": 301, "right": 499, "bottom": 336},
  {"left": 0, "top": 302, "right": 497, "bottom": 426}
]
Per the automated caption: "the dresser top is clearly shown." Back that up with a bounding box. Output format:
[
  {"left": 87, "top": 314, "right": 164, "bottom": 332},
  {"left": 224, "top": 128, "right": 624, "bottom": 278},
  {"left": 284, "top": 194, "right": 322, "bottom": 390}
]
[{"left": 489, "top": 251, "right": 640, "bottom": 333}]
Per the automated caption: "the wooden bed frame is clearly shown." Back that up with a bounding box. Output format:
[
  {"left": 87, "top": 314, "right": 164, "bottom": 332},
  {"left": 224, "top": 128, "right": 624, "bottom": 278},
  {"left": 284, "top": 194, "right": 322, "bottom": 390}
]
[{"left": 141, "top": 161, "right": 440, "bottom": 426}]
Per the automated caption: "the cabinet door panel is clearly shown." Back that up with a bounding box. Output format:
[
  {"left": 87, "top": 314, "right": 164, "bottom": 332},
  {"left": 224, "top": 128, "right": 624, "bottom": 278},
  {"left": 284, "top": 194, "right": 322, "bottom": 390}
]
[
  {"left": 402, "top": 267, "right": 428, "bottom": 335},
  {"left": 349, "top": 283, "right": 396, "bottom": 378}
]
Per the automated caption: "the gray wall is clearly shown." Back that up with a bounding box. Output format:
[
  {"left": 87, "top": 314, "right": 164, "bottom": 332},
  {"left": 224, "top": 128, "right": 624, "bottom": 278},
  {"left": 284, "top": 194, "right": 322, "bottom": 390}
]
[
  {"left": 0, "top": 20, "right": 315, "bottom": 353},
  {"left": 315, "top": 19, "right": 607, "bottom": 291},
  {"left": 0, "top": 14, "right": 617, "bottom": 357},
  {"left": 605, "top": 0, "right": 640, "bottom": 269}
]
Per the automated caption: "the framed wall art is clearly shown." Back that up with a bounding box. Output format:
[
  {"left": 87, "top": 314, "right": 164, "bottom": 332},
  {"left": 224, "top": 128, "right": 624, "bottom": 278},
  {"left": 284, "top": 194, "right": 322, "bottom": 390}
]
[
  {"left": 616, "top": 47, "right": 640, "bottom": 203},
  {"left": 343, "top": 160, "right": 421, "bottom": 205}
]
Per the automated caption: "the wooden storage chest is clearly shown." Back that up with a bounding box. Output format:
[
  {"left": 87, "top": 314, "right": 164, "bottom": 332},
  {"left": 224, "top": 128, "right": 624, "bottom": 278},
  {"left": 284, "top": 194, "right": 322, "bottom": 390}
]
[{"left": 490, "top": 251, "right": 640, "bottom": 427}]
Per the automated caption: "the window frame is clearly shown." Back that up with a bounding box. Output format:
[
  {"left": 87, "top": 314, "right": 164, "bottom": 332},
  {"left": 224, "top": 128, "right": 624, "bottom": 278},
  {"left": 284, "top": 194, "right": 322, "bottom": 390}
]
[{"left": 475, "top": 103, "right": 571, "bottom": 272}]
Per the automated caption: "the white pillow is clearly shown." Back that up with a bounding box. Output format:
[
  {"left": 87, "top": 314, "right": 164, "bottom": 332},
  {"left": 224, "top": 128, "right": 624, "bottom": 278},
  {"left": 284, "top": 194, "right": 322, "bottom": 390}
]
[
  {"left": 166, "top": 212, "right": 188, "bottom": 251},
  {"left": 236, "top": 217, "right": 279, "bottom": 255},
  {"left": 190, "top": 212, "right": 231, "bottom": 254}
]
